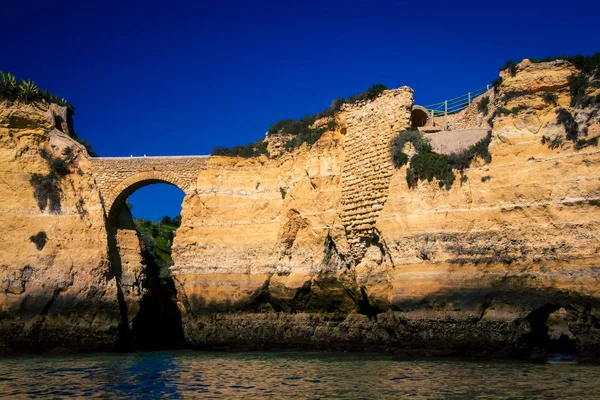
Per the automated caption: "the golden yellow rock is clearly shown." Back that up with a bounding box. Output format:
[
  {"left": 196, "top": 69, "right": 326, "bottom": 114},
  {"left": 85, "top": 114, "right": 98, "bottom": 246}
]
[{"left": 1, "top": 57, "right": 599, "bottom": 358}]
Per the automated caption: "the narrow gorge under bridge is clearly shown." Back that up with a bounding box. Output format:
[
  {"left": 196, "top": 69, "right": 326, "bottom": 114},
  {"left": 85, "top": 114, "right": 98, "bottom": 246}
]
[{"left": 89, "top": 156, "right": 210, "bottom": 217}]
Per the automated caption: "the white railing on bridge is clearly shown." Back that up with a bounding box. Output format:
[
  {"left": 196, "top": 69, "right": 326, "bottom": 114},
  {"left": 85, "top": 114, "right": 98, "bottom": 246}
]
[{"left": 424, "top": 85, "right": 491, "bottom": 118}]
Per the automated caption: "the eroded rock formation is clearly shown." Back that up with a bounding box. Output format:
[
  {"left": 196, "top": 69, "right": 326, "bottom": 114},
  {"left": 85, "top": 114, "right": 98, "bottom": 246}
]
[
  {"left": 1, "top": 57, "right": 599, "bottom": 358},
  {"left": 0, "top": 102, "right": 119, "bottom": 353},
  {"left": 172, "top": 60, "right": 600, "bottom": 358}
]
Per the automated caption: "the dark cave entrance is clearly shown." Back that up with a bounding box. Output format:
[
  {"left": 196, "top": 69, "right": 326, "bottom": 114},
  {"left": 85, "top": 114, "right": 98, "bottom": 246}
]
[
  {"left": 107, "top": 182, "right": 186, "bottom": 351},
  {"left": 410, "top": 106, "right": 430, "bottom": 128}
]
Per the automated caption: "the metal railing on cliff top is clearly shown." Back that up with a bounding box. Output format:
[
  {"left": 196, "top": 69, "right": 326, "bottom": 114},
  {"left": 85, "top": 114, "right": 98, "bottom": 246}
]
[{"left": 424, "top": 84, "right": 492, "bottom": 118}]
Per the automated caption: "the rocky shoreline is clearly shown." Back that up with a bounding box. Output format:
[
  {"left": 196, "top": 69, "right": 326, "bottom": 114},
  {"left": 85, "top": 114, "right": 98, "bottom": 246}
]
[{"left": 1, "top": 57, "right": 599, "bottom": 359}]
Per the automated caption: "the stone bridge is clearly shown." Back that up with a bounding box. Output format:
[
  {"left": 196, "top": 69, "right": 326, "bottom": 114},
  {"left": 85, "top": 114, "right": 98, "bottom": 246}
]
[{"left": 89, "top": 155, "right": 209, "bottom": 217}]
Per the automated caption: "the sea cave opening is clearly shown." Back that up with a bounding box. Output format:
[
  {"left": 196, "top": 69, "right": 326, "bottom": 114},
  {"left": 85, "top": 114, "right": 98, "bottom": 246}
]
[{"left": 107, "top": 182, "right": 186, "bottom": 351}]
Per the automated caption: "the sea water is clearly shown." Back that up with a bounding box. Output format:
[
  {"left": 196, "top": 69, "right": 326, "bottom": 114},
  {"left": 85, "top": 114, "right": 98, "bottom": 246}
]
[{"left": 0, "top": 350, "right": 598, "bottom": 399}]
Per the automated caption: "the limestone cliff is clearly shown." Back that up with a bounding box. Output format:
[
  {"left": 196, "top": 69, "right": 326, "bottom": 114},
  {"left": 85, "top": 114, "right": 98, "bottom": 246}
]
[
  {"left": 0, "top": 101, "right": 165, "bottom": 353},
  {"left": 172, "top": 59, "right": 600, "bottom": 358},
  {"left": 1, "top": 57, "right": 599, "bottom": 358},
  {"left": 0, "top": 101, "right": 120, "bottom": 353}
]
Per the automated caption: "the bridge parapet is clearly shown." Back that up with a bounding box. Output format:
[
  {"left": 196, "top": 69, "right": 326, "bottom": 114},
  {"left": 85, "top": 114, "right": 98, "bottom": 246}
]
[{"left": 90, "top": 155, "right": 210, "bottom": 216}]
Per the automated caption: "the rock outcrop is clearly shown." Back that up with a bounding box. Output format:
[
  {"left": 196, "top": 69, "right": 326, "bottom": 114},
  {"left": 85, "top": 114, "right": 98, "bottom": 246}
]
[
  {"left": 0, "top": 102, "right": 120, "bottom": 353},
  {"left": 172, "top": 59, "right": 600, "bottom": 358},
  {"left": 1, "top": 57, "right": 599, "bottom": 358},
  {"left": 0, "top": 101, "right": 165, "bottom": 354}
]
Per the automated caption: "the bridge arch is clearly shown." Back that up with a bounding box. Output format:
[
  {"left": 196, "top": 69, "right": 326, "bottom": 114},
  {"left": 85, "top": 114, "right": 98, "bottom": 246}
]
[
  {"left": 104, "top": 171, "right": 192, "bottom": 219},
  {"left": 89, "top": 155, "right": 208, "bottom": 218}
]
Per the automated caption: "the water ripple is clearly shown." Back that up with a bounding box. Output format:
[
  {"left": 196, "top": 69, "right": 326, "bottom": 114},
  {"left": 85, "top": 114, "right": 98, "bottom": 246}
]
[{"left": 0, "top": 351, "right": 599, "bottom": 399}]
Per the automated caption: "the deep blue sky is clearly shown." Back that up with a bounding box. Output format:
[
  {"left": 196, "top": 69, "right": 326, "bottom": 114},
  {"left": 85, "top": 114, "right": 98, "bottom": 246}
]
[{"left": 3, "top": 0, "right": 598, "bottom": 220}]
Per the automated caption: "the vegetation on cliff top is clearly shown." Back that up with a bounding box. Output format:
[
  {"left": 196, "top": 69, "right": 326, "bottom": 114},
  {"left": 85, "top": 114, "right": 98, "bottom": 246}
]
[
  {"left": 211, "top": 139, "right": 269, "bottom": 158},
  {"left": 270, "top": 84, "right": 388, "bottom": 151},
  {"left": 391, "top": 130, "right": 492, "bottom": 189},
  {"left": 134, "top": 216, "right": 181, "bottom": 278},
  {"left": 1, "top": 70, "right": 97, "bottom": 156},
  {"left": 493, "top": 52, "right": 600, "bottom": 94},
  {"left": 489, "top": 52, "right": 600, "bottom": 151},
  {"left": 499, "top": 53, "right": 600, "bottom": 76},
  {"left": 211, "top": 84, "right": 388, "bottom": 157},
  {"left": 0, "top": 71, "right": 74, "bottom": 111}
]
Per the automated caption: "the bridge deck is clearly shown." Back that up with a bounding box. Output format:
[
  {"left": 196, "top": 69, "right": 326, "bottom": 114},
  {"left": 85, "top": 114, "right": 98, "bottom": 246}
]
[{"left": 89, "top": 155, "right": 210, "bottom": 160}]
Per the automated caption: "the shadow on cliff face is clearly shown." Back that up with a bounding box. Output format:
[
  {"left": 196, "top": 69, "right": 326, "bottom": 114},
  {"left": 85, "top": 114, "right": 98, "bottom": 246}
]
[
  {"left": 388, "top": 281, "right": 599, "bottom": 358},
  {"left": 106, "top": 203, "right": 185, "bottom": 351},
  {"left": 106, "top": 223, "right": 134, "bottom": 350},
  {"left": 131, "top": 247, "right": 186, "bottom": 350}
]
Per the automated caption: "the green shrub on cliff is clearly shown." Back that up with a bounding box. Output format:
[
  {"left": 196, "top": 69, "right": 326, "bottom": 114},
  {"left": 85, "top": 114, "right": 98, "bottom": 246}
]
[
  {"left": 1, "top": 70, "right": 97, "bottom": 156},
  {"left": 160, "top": 215, "right": 181, "bottom": 227},
  {"left": 211, "top": 139, "right": 269, "bottom": 157},
  {"left": 0, "top": 71, "right": 74, "bottom": 112},
  {"left": 212, "top": 84, "right": 389, "bottom": 157},
  {"left": 17, "top": 80, "right": 40, "bottom": 103},
  {"left": 0, "top": 72, "right": 18, "bottom": 98},
  {"left": 134, "top": 217, "right": 181, "bottom": 278},
  {"left": 478, "top": 96, "right": 490, "bottom": 115},
  {"left": 391, "top": 129, "right": 431, "bottom": 168},
  {"left": 447, "top": 133, "right": 492, "bottom": 170},
  {"left": 268, "top": 84, "right": 389, "bottom": 147},
  {"left": 345, "top": 84, "right": 389, "bottom": 104},
  {"left": 391, "top": 130, "right": 492, "bottom": 190},
  {"left": 407, "top": 150, "right": 455, "bottom": 189}
]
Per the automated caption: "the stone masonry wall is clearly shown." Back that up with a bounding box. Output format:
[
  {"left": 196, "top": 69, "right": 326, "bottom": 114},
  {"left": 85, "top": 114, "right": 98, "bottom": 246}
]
[{"left": 339, "top": 88, "right": 413, "bottom": 262}]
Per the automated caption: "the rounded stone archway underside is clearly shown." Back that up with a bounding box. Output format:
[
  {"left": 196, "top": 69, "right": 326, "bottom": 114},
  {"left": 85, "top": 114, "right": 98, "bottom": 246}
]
[
  {"left": 89, "top": 156, "right": 209, "bottom": 218},
  {"left": 410, "top": 106, "right": 430, "bottom": 128},
  {"left": 107, "top": 177, "right": 184, "bottom": 220}
]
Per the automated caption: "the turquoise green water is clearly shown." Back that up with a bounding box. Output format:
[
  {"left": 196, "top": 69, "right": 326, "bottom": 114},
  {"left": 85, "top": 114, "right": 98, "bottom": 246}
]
[{"left": 0, "top": 351, "right": 598, "bottom": 399}]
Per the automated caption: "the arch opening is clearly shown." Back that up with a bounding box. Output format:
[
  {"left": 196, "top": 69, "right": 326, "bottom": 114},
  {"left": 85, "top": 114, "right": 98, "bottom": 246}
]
[
  {"left": 410, "top": 107, "right": 430, "bottom": 128},
  {"left": 107, "top": 174, "right": 187, "bottom": 221},
  {"left": 107, "top": 180, "right": 186, "bottom": 351}
]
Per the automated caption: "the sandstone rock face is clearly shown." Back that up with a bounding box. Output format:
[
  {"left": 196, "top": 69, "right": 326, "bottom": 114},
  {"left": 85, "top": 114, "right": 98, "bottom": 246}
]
[
  {"left": 0, "top": 101, "right": 161, "bottom": 354},
  {"left": 172, "top": 61, "right": 600, "bottom": 358},
  {"left": 265, "top": 133, "right": 293, "bottom": 158},
  {"left": 1, "top": 58, "right": 599, "bottom": 358},
  {"left": 172, "top": 129, "right": 347, "bottom": 314},
  {"left": 0, "top": 102, "right": 120, "bottom": 353},
  {"left": 501, "top": 59, "right": 578, "bottom": 94}
]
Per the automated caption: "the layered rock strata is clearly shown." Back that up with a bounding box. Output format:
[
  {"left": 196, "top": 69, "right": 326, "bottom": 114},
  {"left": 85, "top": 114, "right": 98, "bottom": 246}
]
[
  {"left": 172, "top": 60, "right": 600, "bottom": 358},
  {"left": 0, "top": 102, "right": 163, "bottom": 354},
  {"left": 0, "top": 102, "right": 120, "bottom": 353},
  {"left": 0, "top": 57, "right": 599, "bottom": 358}
]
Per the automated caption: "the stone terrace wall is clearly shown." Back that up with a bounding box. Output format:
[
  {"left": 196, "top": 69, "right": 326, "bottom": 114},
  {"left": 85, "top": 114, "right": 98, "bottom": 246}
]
[{"left": 339, "top": 88, "right": 413, "bottom": 262}]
